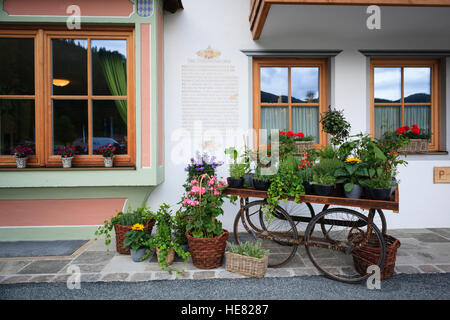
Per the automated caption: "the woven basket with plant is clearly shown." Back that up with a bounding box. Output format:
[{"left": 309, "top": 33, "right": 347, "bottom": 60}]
[{"left": 225, "top": 240, "right": 269, "bottom": 278}]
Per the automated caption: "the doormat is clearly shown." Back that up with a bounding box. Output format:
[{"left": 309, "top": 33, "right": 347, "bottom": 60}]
[{"left": 0, "top": 240, "right": 89, "bottom": 258}]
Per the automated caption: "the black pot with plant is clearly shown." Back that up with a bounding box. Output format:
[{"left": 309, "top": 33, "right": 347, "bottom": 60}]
[
  {"left": 252, "top": 169, "right": 272, "bottom": 191},
  {"left": 361, "top": 177, "right": 395, "bottom": 201},
  {"left": 225, "top": 147, "right": 248, "bottom": 188},
  {"left": 311, "top": 158, "right": 343, "bottom": 196}
]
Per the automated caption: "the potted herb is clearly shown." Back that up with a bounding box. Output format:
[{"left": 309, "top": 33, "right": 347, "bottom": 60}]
[
  {"left": 94, "top": 205, "right": 155, "bottom": 254},
  {"left": 181, "top": 173, "right": 229, "bottom": 269},
  {"left": 311, "top": 158, "right": 343, "bottom": 196},
  {"left": 252, "top": 168, "right": 273, "bottom": 191},
  {"left": 11, "top": 144, "right": 34, "bottom": 168},
  {"left": 395, "top": 124, "right": 431, "bottom": 153},
  {"left": 360, "top": 176, "right": 395, "bottom": 201},
  {"left": 225, "top": 147, "right": 247, "bottom": 188},
  {"left": 142, "top": 203, "right": 190, "bottom": 274},
  {"left": 334, "top": 158, "right": 369, "bottom": 199},
  {"left": 96, "top": 144, "right": 116, "bottom": 168},
  {"left": 56, "top": 145, "right": 76, "bottom": 168},
  {"left": 123, "top": 223, "right": 152, "bottom": 262},
  {"left": 225, "top": 240, "right": 270, "bottom": 278}
]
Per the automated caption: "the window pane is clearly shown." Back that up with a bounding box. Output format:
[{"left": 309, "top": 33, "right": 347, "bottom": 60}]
[
  {"left": 374, "top": 68, "right": 401, "bottom": 103},
  {"left": 0, "top": 38, "right": 34, "bottom": 95},
  {"left": 52, "top": 39, "right": 88, "bottom": 95},
  {"left": 374, "top": 105, "right": 401, "bottom": 139},
  {"left": 261, "top": 106, "right": 288, "bottom": 131},
  {"left": 405, "top": 105, "right": 431, "bottom": 136},
  {"left": 291, "top": 67, "right": 319, "bottom": 103},
  {"left": 292, "top": 107, "right": 319, "bottom": 144},
  {"left": 0, "top": 99, "right": 35, "bottom": 155},
  {"left": 404, "top": 68, "right": 431, "bottom": 103},
  {"left": 260, "top": 67, "right": 288, "bottom": 103},
  {"left": 91, "top": 40, "right": 127, "bottom": 96},
  {"left": 92, "top": 100, "right": 127, "bottom": 155},
  {"left": 52, "top": 100, "right": 88, "bottom": 155}
]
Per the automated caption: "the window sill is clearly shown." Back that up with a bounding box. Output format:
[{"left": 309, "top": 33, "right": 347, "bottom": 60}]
[{"left": 0, "top": 166, "right": 136, "bottom": 171}]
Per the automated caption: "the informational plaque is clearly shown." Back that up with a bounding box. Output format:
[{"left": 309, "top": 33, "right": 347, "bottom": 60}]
[
  {"left": 433, "top": 167, "right": 450, "bottom": 184},
  {"left": 181, "top": 46, "right": 239, "bottom": 137}
]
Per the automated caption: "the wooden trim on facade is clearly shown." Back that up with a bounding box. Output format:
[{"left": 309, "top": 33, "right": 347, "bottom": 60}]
[{"left": 249, "top": 0, "right": 450, "bottom": 40}]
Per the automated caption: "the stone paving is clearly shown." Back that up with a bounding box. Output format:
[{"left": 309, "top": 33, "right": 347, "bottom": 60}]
[{"left": 1, "top": 228, "right": 449, "bottom": 285}]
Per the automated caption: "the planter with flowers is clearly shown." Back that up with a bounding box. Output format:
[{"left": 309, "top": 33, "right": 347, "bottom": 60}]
[
  {"left": 334, "top": 158, "right": 369, "bottom": 199},
  {"left": 123, "top": 223, "right": 152, "bottom": 262},
  {"left": 96, "top": 144, "right": 116, "bottom": 167},
  {"left": 56, "top": 145, "right": 76, "bottom": 168},
  {"left": 181, "top": 174, "right": 229, "bottom": 269},
  {"left": 11, "top": 144, "right": 34, "bottom": 168},
  {"left": 395, "top": 124, "right": 431, "bottom": 153},
  {"left": 294, "top": 133, "right": 315, "bottom": 153}
]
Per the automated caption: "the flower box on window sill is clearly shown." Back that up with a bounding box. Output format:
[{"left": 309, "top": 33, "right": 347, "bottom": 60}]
[{"left": 398, "top": 139, "right": 430, "bottom": 153}]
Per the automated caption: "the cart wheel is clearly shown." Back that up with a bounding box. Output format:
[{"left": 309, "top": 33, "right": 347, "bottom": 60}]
[
  {"left": 304, "top": 208, "right": 386, "bottom": 283},
  {"left": 233, "top": 200, "right": 299, "bottom": 267}
]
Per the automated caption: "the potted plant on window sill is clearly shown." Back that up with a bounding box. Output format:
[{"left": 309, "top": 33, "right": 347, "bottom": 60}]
[
  {"left": 181, "top": 173, "right": 229, "bottom": 269},
  {"left": 123, "top": 223, "right": 152, "bottom": 262},
  {"left": 11, "top": 144, "right": 34, "bottom": 168},
  {"left": 96, "top": 144, "right": 116, "bottom": 168},
  {"left": 225, "top": 240, "right": 270, "bottom": 278},
  {"left": 395, "top": 124, "right": 431, "bottom": 153},
  {"left": 294, "top": 133, "right": 315, "bottom": 154},
  {"left": 56, "top": 145, "right": 76, "bottom": 168}
]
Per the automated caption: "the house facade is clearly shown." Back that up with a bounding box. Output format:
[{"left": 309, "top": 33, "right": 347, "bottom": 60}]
[{"left": 1, "top": 0, "right": 450, "bottom": 241}]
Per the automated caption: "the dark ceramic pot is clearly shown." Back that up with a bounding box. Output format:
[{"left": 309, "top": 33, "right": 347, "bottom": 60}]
[
  {"left": 344, "top": 184, "right": 363, "bottom": 199},
  {"left": 253, "top": 179, "right": 270, "bottom": 191},
  {"left": 243, "top": 173, "right": 254, "bottom": 188},
  {"left": 312, "top": 184, "right": 334, "bottom": 196},
  {"left": 302, "top": 181, "right": 313, "bottom": 195},
  {"left": 367, "top": 187, "right": 391, "bottom": 201},
  {"left": 227, "top": 177, "right": 244, "bottom": 188}
]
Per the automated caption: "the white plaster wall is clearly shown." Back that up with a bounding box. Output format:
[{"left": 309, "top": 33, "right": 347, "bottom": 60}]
[{"left": 148, "top": 0, "right": 450, "bottom": 230}]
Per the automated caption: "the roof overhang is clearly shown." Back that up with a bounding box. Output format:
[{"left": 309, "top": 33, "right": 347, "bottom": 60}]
[
  {"left": 163, "top": 0, "right": 183, "bottom": 13},
  {"left": 250, "top": 0, "right": 450, "bottom": 40}
]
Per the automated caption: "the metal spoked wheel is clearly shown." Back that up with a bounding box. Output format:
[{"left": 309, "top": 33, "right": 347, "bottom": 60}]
[
  {"left": 304, "top": 208, "right": 386, "bottom": 283},
  {"left": 233, "top": 200, "right": 299, "bottom": 267}
]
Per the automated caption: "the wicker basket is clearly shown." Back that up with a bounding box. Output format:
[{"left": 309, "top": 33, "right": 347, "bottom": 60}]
[
  {"left": 295, "top": 140, "right": 314, "bottom": 153},
  {"left": 114, "top": 218, "right": 155, "bottom": 255},
  {"left": 399, "top": 139, "right": 429, "bottom": 153},
  {"left": 225, "top": 252, "right": 268, "bottom": 278},
  {"left": 186, "top": 230, "right": 229, "bottom": 269},
  {"left": 351, "top": 233, "right": 401, "bottom": 280}
]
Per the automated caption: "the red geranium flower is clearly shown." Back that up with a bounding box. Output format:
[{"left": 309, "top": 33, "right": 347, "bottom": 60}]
[
  {"left": 404, "top": 126, "right": 410, "bottom": 131},
  {"left": 286, "top": 131, "right": 294, "bottom": 137},
  {"left": 280, "top": 131, "right": 286, "bottom": 135},
  {"left": 412, "top": 127, "right": 420, "bottom": 134},
  {"left": 396, "top": 127, "right": 405, "bottom": 134}
]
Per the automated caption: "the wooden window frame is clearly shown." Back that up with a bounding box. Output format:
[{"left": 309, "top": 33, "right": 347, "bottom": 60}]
[
  {"left": 370, "top": 58, "right": 441, "bottom": 151},
  {"left": 252, "top": 57, "right": 329, "bottom": 148},
  {"left": 0, "top": 26, "right": 136, "bottom": 167}
]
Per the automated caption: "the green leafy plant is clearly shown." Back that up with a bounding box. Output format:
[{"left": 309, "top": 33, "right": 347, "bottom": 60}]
[
  {"left": 226, "top": 240, "right": 269, "bottom": 259},
  {"left": 173, "top": 209, "right": 189, "bottom": 245},
  {"left": 225, "top": 147, "right": 248, "bottom": 179},
  {"left": 123, "top": 223, "right": 152, "bottom": 254},
  {"left": 312, "top": 158, "right": 343, "bottom": 186},
  {"left": 334, "top": 158, "right": 369, "bottom": 192},
  {"left": 360, "top": 176, "right": 394, "bottom": 189},
  {"left": 142, "top": 203, "right": 190, "bottom": 274},
  {"left": 94, "top": 205, "right": 154, "bottom": 250},
  {"left": 320, "top": 107, "right": 351, "bottom": 146}
]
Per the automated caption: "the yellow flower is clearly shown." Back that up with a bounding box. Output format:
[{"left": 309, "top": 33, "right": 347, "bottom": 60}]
[
  {"left": 345, "top": 158, "right": 361, "bottom": 163},
  {"left": 131, "top": 223, "right": 144, "bottom": 231}
]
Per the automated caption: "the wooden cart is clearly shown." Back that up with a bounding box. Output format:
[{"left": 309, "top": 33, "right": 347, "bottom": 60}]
[{"left": 224, "top": 187, "right": 399, "bottom": 283}]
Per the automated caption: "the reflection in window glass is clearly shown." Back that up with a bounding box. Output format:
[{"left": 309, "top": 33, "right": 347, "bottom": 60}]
[
  {"left": 374, "top": 105, "right": 401, "bottom": 139},
  {"left": 291, "top": 68, "right": 319, "bottom": 103},
  {"left": 52, "top": 100, "right": 88, "bottom": 155},
  {"left": 92, "top": 100, "right": 127, "bottom": 155},
  {"left": 0, "top": 100, "right": 35, "bottom": 155},
  {"left": 0, "top": 38, "right": 35, "bottom": 95},
  {"left": 91, "top": 40, "right": 127, "bottom": 96},
  {"left": 374, "top": 68, "right": 402, "bottom": 103},
  {"left": 260, "top": 68, "right": 288, "bottom": 103},
  {"left": 52, "top": 39, "right": 88, "bottom": 95},
  {"left": 404, "top": 68, "right": 431, "bottom": 103}
]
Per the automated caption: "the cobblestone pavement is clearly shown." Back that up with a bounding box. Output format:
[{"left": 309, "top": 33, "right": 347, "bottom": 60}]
[{"left": 1, "top": 228, "right": 449, "bottom": 285}]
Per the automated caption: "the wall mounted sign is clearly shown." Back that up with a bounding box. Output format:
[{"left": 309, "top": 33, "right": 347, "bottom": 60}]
[{"left": 433, "top": 167, "right": 450, "bottom": 184}]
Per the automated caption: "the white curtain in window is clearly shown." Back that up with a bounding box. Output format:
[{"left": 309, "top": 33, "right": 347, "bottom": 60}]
[
  {"left": 261, "top": 107, "right": 289, "bottom": 131},
  {"left": 374, "top": 106, "right": 401, "bottom": 138}
]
